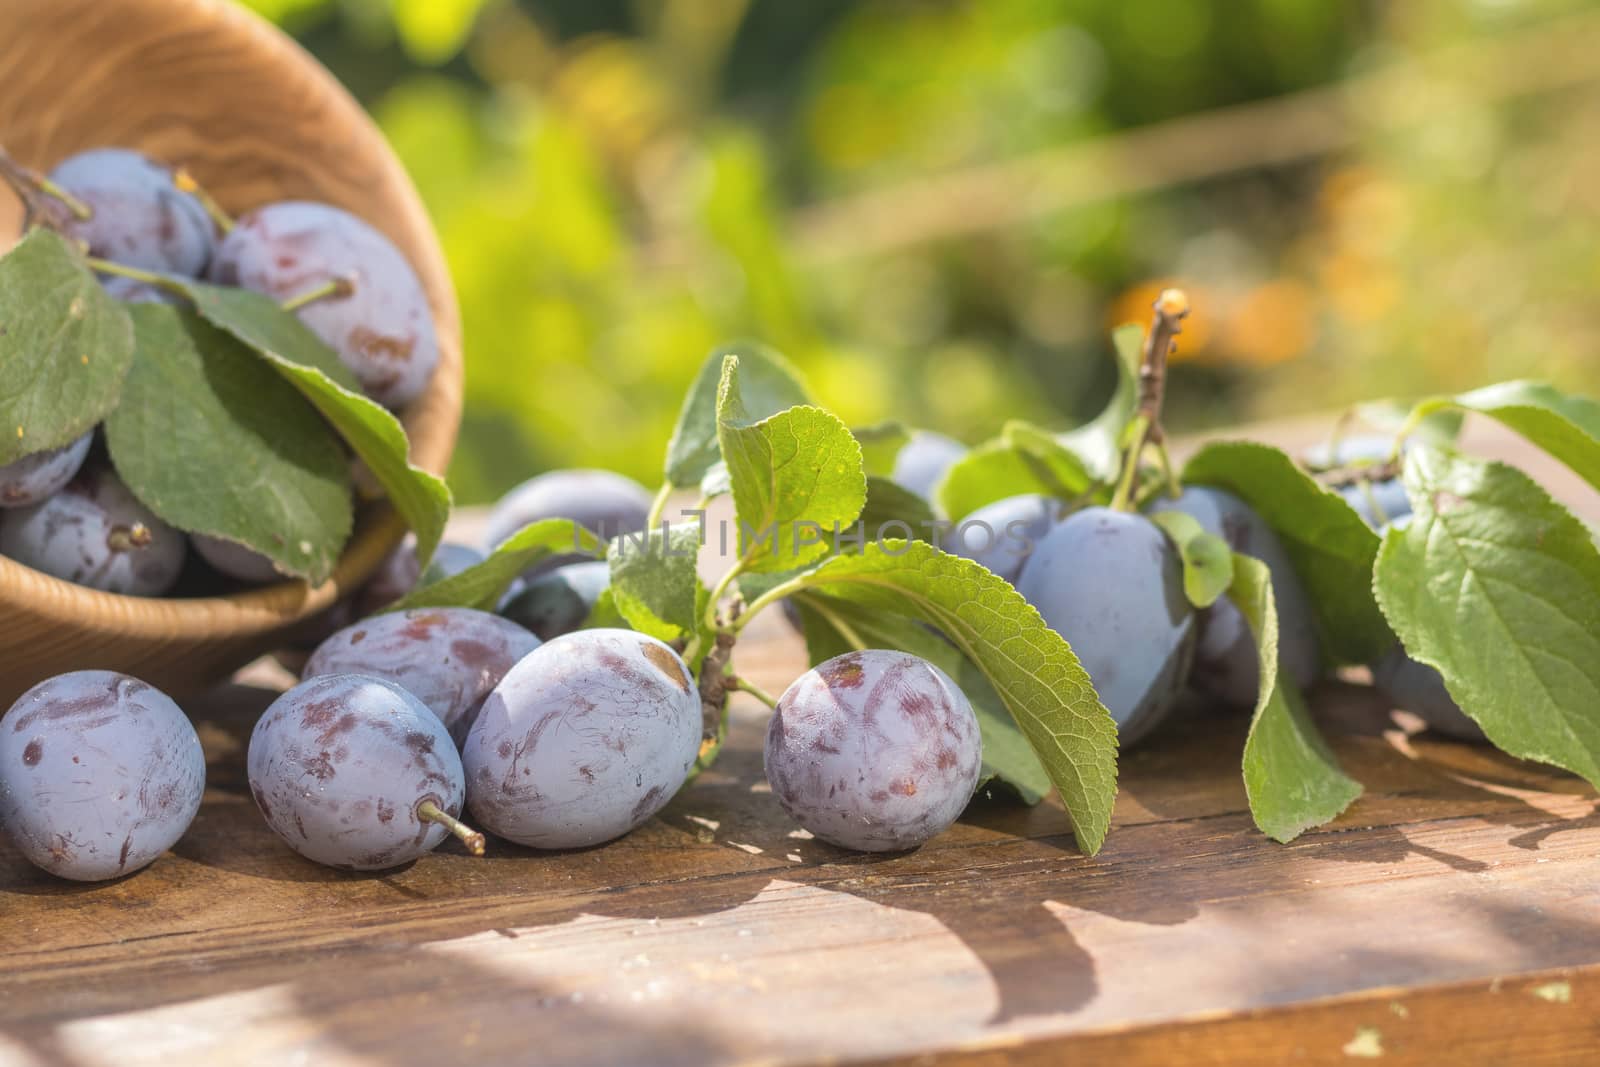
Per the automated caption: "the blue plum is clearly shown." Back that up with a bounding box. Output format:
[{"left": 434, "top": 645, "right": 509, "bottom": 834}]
[
  {"left": 0, "top": 671, "right": 204, "bottom": 881},
  {"left": 0, "top": 432, "right": 91, "bottom": 508},
  {"left": 892, "top": 430, "right": 967, "bottom": 502},
  {"left": 498, "top": 560, "right": 611, "bottom": 642},
  {"left": 463, "top": 629, "right": 700, "bottom": 849},
  {"left": 303, "top": 608, "right": 540, "bottom": 746},
  {"left": 482, "top": 469, "right": 654, "bottom": 558},
  {"left": 1329, "top": 468, "right": 1481, "bottom": 741},
  {"left": 0, "top": 466, "right": 186, "bottom": 595},
  {"left": 1372, "top": 646, "right": 1485, "bottom": 742},
  {"left": 49, "top": 148, "right": 215, "bottom": 275},
  {"left": 764, "top": 650, "right": 982, "bottom": 852},
  {"left": 943, "top": 493, "right": 1058, "bottom": 584},
  {"left": 247, "top": 674, "right": 480, "bottom": 870},
  {"left": 1147, "top": 486, "right": 1321, "bottom": 707},
  {"left": 211, "top": 202, "right": 439, "bottom": 408},
  {"left": 1015, "top": 507, "right": 1195, "bottom": 746},
  {"left": 191, "top": 534, "right": 284, "bottom": 584}
]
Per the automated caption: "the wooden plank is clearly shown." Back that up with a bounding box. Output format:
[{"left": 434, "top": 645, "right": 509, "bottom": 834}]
[{"left": 3, "top": 417, "right": 1600, "bottom": 1065}]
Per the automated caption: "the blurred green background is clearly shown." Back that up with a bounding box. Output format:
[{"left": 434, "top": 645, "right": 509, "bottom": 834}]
[{"left": 245, "top": 0, "right": 1600, "bottom": 503}]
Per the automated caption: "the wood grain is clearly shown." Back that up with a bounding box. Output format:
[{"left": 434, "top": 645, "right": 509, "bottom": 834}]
[
  {"left": 0, "top": 0, "right": 462, "bottom": 704},
  {"left": 4, "top": 417, "right": 1600, "bottom": 1066}
]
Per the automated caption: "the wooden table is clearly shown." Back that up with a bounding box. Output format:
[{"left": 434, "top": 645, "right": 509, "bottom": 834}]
[{"left": 3, "top": 422, "right": 1599, "bottom": 1066}]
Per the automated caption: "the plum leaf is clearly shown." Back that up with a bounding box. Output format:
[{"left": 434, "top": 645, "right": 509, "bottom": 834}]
[
  {"left": 1058, "top": 322, "right": 1144, "bottom": 481},
  {"left": 396, "top": 519, "right": 600, "bottom": 612},
  {"left": 937, "top": 426, "right": 1099, "bottom": 521},
  {"left": 1233, "top": 552, "right": 1362, "bottom": 842},
  {"left": 1441, "top": 380, "right": 1600, "bottom": 493},
  {"left": 608, "top": 521, "right": 712, "bottom": 656},
  {"left": 105, "top": 305, "right": 350, "bottom": 583},
  {"left": 853, "top": 420, "right": 912, "bottom": 477},
  {"left": 665, "top": 340, "right": 811, "bottom": 489},
  {"left": 0, "top": 229, "right": 134, "bottom": 463},
  {"left": 716, "top": 355, "right": 866, "bottom": 574},
  {"left": 176, "top": 280, "right": 450, "bottom": 567},
  {"left": 859, "top": 476, "right": 937, "bottom": 544},
  {"left": 793, "top": 593, "right": 1051, "bottom": 804},
  {"left": 1149, "top": 509, "right": 1234, "bottom": 609},
  {"left": 783, "top": 540, "right": 1117, "bottom": 855},
  {"left": 1184, "top": 440, "right": 1391, "bottom": 664},
  {"left": 1375, "top": 447, "right": 1600, "bottom": 788}
]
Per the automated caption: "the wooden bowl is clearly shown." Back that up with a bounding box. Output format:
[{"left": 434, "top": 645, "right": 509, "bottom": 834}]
[{"left": 0, "top": 0, "right": 463, "bottom": 705}]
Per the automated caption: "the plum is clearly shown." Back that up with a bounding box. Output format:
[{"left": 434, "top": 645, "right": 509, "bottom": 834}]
[
  {"left": 498, "top": 560, "right": 610, "bottom": 642},
  {"left": 1372, "top": 646, "right": 1485, "bottom": 742},
  {"left": 482, "top": 469, "right": 653, "bottom": 556},
  {"left": 0, "top": 671, "right": 204, "bottom": 881},
  {"left": 247, "top": 674, "right": 481, "bottom": 870},
  {"left": 303, "top": 608, "right": 541, "bottom": 746},
  {"left": 1015, "top": 507, "right": 1195, "bottom": 746},
  {"left": 0, "top": 466, "right": 185, "bottom": 595},
  {"left": 943, "top": 493, "right": 1058, "bottom": 584},
  {"left": 892, "top": 430, "right": 967, "bottom": 502},
  {"left": 191, "top": 534, "right": 283, "bottom": 584},
  {"left": 0, "top": 432, "right": 91, "bottom": 508},
  {"left": 764, "top": 650, "right": 983, "bottom": 852},
  {"left": 210, "top": 201, "right": 438, "bottom": 408},
  {"left": 463, "top": 629, "right": 700, "bottom": 849},
  {"left": 1326, "top": 470, "right": 1480, "bottom": 740},
  {"left": 1147, "top": 486, "right": 1321, "bottom": 707},
  {"left": 48, "top": 148, "right": 214, "bottom": 275}
]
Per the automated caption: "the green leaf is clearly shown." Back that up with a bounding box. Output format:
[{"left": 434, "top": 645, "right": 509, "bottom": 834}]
[
  {"left": 794, "top": 593, "right": 1051, "bottom": 804},
  {"left": 1233, "top": 553, "right": 1362, "bottom": 842},
  {"left": 716, "top": 355, "right": 866, "bottom": 573},
  {"left": 1149, "top": 510, "right": 1234, "bottom": 609},
  {"left": 583, "top": 586, "right": 630, "bottom": 630},
  {"left": 181, "top": 281, "right": 451, "bottom": 566},
  {"left": 105, "top": 306, "right": 351, "bottom": 583},
  {"left": 1184, "top": 441, "right": 1391, "bottom": 664},
  {"left": 182, "top": 284, "right": 362, "bottom": 391},
  {"left": 937, "top": 428, "right": 1099, "bottom": 521},
  {"left": 783, "top": 540, "right": 1118, "bottom": 855},
  {"left": 859, "top": 476, "right": 937, "bottom": 543},
  {"left": 664, "top": 340, "right": 810, "bottom": 489},
  {"left": 853, "top": 420, "right": 911, "bottom": 477},
  {"left": 1443, "top": 380, "right": 1600, "bottom": 493},
  {"left": 1374, "top": 447, "right": 1600, "bottom": 789},
  {"left": 395, "top": 519, "right": 600, "bottom": 612},
  {"left": 1058, "top": 323, "right": 1143, "bottom": 481},
  {"left": 608, "top": 521, "right": 711, "bottom": 649},
  {"left": 0, "top": 229, "right": 134, "bottom": 463}
]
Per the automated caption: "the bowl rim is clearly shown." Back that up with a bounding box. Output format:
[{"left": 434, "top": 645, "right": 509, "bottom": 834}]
[{"left": 0, "top": 0, "right": 463, "bottom": 640}]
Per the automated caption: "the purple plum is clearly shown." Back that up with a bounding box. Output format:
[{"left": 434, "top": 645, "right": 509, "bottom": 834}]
[
  {"left": 764, "top": 650, "right": 983, "bottom": 852},
  {"left": 0, "top": 671, "right": 204, "bottom": 881},
  {"left": 463, "top": 629, "right": 700, "bottom": 849}
]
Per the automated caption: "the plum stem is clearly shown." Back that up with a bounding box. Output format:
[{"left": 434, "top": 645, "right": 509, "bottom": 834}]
[
  {"left": 725, "top": 673, "right": 778, "bottom": 710},
  {"left": 646, "top": 481, "right": 673, "bottom": 529},
  {"left": 85, "top": 256, "right": 191, "bottom": 299},
  {"left": 0, "top": 149, "right": 92, "bottom": 222},
  {"left": 173, "top": 168, "right": 235, "bottom": 234},
  {"left": 417, "top": 801, "right": 485, "bottom": 856},
  {"left": 1111, "top": 289, "right": 1189, "bottom": 511},
  {"left": 281, "top": 276, "right": 355, "bottom": 312}
]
